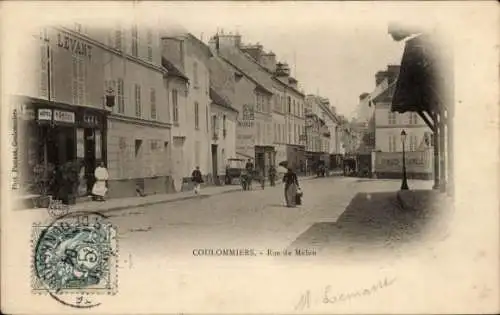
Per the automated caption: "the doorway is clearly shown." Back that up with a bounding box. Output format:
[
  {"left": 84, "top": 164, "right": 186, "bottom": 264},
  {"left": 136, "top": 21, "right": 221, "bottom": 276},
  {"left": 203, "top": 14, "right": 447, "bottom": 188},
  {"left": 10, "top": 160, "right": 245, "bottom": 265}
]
[
  {"left": 84, "top": 128, "right": 96, "bottom": 193},
  {"left": 211, "top": 144, "right": 218, "bottom": 185}
]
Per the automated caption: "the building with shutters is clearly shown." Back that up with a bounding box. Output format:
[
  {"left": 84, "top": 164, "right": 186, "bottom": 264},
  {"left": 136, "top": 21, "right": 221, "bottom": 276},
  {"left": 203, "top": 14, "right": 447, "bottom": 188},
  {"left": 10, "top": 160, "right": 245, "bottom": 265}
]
[
  {"left": 9, "top": 22, "right": 171, "bottom": 201},
  {"left": 208, "top": 56, "right": 239, "bottom": 184},
  {"left": 98, "top": 21, "right": 171, "bottom": 198},
  {"left": 208, "top": 32, "right": 275, "bottom": 174},
  {"left": 161, "top": 32, "right": 213, "bottom": 189},
  {"left": 366, "top": 65, "right": 434, "bottom": 179},
  {"left": 369, "top": 65, "right": 432, "bottom": 153}
]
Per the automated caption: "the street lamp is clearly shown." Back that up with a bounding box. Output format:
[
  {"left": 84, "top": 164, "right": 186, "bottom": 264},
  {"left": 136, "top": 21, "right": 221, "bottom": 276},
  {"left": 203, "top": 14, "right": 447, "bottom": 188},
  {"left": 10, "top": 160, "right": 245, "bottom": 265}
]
[{"left": 400, "top": 129, "right": 409, "bottom": 190}]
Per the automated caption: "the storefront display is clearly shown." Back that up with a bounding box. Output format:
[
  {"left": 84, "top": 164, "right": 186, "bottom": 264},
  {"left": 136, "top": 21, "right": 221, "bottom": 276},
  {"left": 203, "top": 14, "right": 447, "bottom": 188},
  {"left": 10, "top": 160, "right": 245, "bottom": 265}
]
[{"left": 14, "top": 97, "right": 107, "bottom": 199}]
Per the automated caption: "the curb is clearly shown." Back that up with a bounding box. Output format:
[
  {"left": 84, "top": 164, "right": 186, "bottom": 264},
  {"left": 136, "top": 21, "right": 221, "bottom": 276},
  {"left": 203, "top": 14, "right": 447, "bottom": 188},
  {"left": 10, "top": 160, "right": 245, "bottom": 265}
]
[
  {"left": 76, "top": 176, "right": 322, "bottom": 214},
  {"left": 88, "top": 188, "right": 243, "bottom": 214}
]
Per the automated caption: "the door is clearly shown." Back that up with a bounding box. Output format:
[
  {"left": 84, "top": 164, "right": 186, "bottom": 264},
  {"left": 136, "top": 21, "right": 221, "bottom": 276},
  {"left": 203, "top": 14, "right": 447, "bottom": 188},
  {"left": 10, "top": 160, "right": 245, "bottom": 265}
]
[
  {"left": 211, "top": 144, "right": 218, "bottom": 184},
  {"left": 84, "top": 128, "right": 96, "bottom": 193},
  {"left": 172, "top": 137, "right": 185, "bottom": 192}
]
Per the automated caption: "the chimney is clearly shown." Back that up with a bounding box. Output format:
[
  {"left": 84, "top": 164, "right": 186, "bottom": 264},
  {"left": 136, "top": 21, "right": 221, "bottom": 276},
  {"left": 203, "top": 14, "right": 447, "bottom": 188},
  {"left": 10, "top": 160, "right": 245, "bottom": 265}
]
[
  {"left": 375, "top": 71, "right": 387, "bottom": 86},
  {"left": 241, "top": 44, "right": 263, "bottom": 62},
  {"left": 288, "top": 77, "right": 298, "bottom": 89},
  {"left": 260, "top": 51, "right": 277, "bottom": 72},
  {"left": 275, "top": 62, "right": 290, "bottom": 77},
  {"left": 215, "top": 31, "right": 242, "bottom": 49}
]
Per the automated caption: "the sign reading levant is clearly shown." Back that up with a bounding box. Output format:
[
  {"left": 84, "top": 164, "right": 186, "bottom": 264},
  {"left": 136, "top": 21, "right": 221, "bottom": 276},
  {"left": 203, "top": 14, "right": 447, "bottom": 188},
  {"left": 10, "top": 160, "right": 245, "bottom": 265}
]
[{"left": 57, "top": 32, "right": 93, "bottom": 59}]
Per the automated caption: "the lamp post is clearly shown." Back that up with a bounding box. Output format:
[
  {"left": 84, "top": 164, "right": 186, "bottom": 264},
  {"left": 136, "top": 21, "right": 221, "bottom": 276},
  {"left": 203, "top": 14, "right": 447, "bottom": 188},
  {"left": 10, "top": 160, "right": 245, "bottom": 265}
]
[{"left": 400, "top": 129, "right": 409, "bottom": 190}]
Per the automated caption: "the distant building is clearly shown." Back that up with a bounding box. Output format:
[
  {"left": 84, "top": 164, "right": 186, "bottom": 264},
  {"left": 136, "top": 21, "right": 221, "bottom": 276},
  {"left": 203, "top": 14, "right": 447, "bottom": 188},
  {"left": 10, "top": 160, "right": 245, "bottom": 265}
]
[
  {"left": 370, "top": 65, "right": 432, "bottom": 153},
  {"left": 208, "top": 32, "right": 275, "bottom": 173}
]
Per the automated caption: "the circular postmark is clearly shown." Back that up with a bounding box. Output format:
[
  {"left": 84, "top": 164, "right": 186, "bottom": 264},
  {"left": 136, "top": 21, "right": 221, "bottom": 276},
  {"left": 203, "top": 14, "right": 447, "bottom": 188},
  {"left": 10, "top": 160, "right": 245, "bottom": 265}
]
[
  {"left": 32, "top": 211, "right": 117, "bottom": 308},
  {"left": 46, "top": 197, "right": 70, "bottom": 218}
]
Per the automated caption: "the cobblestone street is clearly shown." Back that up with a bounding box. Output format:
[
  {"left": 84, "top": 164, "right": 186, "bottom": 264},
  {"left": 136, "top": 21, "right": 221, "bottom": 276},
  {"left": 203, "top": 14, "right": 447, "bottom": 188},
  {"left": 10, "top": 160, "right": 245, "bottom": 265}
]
[{"left": 91, "top": 176, "right": 438, "bottom": 266}]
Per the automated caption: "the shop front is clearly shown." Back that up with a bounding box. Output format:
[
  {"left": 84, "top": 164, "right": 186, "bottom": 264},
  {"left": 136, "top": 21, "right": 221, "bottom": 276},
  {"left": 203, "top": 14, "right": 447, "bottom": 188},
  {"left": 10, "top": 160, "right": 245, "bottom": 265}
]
[
  {"left": 286, "top": 144, "right": 306, "bottom": 174},
  {"left": 15, "top": 96, "right": 107, "bottom": 204},
  {"left": 255, "top": 145, "right": 275, "bottom": 176}
]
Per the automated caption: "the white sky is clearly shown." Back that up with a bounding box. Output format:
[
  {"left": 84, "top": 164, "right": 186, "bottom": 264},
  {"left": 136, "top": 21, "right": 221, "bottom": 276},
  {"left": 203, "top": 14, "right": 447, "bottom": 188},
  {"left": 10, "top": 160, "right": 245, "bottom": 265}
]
[
  {"left": 5, "top": 1, "right": 467, "bottom": 118},
  {"left": 144, "top": 2, "right": 410, "bottom": 118}
]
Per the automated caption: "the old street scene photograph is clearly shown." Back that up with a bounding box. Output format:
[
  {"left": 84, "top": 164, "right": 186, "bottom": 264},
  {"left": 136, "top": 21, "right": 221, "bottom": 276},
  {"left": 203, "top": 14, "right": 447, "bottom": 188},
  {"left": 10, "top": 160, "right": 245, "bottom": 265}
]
[{"left": 9, "top": 4, "right": 457, "bottom": 269}]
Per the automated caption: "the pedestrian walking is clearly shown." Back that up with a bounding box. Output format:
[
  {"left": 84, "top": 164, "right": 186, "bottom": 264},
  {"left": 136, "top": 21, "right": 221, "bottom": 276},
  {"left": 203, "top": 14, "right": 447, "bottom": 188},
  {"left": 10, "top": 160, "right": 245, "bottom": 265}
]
[
  {"left": 191, "top": 166, "right": 204, "bottom": 195},
  {"left": 282, "top": 167, "right": 300, "bottom": 207},
  {"left": 92, "top": 161, "right": 109, "bottom": 201}
]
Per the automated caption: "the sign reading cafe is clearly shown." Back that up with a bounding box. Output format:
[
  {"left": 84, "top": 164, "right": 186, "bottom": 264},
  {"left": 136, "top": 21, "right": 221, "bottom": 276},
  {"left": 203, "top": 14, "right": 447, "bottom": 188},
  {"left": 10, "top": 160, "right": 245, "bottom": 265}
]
[{"left": 57, "top": 32, "right": 93, "bottom": 59}]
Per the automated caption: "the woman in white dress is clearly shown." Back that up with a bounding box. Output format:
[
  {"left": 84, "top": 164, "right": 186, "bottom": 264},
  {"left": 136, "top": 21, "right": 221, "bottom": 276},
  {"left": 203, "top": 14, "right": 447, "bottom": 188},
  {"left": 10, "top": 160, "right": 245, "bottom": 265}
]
[{"left": 92, "top": 161, "right": 109, "bottom": 201}]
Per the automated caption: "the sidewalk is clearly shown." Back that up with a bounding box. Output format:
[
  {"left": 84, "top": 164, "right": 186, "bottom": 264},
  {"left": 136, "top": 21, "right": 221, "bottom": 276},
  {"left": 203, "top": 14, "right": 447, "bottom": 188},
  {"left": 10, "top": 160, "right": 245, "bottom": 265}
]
[
  {"left": 290, "top": 187, "right": 453, "bottom": 257},
  {"left": 21, "top": 175, "right": 318, "bottom": 213}
]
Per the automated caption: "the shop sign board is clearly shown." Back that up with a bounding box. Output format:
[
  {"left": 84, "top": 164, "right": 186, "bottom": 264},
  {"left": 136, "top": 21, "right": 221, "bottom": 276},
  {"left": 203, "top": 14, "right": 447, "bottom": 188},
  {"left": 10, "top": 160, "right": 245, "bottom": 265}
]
[
  {"left": 54, "top": 110, "right": 75, "bottom": 123},
  {"left": 374, "top": 150, "right": 433, "bottom": 174},
  {"left": 37, "top": 109, "right": 52, "bottom": 121}
]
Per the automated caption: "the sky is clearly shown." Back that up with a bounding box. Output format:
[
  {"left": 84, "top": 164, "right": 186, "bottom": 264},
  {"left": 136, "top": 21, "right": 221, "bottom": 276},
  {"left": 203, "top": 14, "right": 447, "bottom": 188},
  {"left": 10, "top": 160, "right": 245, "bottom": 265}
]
[
  {"left": 8, "top": 1, "right": 452, "bottom": 119},
  {"left": 143, "top": 2, "right": 408, "bottom": 118}
]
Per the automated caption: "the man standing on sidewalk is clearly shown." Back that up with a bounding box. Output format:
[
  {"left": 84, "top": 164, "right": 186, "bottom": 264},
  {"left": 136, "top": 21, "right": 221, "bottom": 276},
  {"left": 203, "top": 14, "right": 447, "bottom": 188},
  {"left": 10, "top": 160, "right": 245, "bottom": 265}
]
[{"left": 191, "top": 166, "right": 203, "bottom": 195}]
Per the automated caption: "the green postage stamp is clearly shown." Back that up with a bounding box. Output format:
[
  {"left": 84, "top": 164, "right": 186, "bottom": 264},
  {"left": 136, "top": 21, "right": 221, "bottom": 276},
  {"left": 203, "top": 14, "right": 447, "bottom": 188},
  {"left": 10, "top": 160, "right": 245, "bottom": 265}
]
[{"left": 31, "top": 212, "right": 118, "bottom": 297}]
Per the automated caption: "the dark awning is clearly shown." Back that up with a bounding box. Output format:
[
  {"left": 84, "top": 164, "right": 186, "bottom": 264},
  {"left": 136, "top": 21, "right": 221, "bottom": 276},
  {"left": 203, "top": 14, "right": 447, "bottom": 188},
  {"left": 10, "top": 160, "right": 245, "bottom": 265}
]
[{"left": 391, "top": 35, "right": 443, "bottom": 114}]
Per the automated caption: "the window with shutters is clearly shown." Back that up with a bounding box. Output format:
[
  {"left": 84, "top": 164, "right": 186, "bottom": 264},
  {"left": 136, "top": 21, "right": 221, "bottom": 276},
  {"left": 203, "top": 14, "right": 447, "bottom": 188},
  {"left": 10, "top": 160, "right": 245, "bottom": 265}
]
[
  {"left": 222, "top": 115, "right": 227, "bottom": 137},
  {"left": 131, "top": 25, "right": 138, "bottom": 57},
  {"left": 194, "top": 102, "right": 199, "bottom": 129},
  {"left": 388, "top": 111, "right": 396, "bottom": 125},
  {"left": 193, "top": 62, "right": 199, "bottom": 87},
  {"left": 134, "top": 84, "right": 141, "bottom": 117},
  {"left": 409, "top": 135, "right": 417, "bottom": 151},
  {"left": 117, "top": 78, "right": 124, "bottom": 113},
  {"left": 172, "top": 89, "right": 179, "bottom": 123},
  {"left": 146, "top": 29, "right": 153, "bottom": 62},
  {"left": 114, "top": 26, "right": 122, "bottom": 51},
  {"left": 150, "top": 88, "right": 156, "bottom": 120},
  {"left": 40, "top": 43, "right": 48, "bottom": 98},
  {"left": 72, "top": 54, "right": 86, "bottom": 105}
]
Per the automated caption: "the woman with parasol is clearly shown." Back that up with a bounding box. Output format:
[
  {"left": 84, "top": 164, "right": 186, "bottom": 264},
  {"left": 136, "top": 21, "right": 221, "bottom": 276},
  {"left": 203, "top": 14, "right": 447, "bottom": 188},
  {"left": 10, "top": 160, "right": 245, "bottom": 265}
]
[{"left": 281, "top": 162, "right": 301, "bottom": 207}]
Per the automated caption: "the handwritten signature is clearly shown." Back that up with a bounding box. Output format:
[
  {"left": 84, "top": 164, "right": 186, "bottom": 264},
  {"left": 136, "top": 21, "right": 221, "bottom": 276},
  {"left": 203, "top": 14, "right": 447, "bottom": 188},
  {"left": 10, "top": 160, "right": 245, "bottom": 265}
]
[{"left": 295, "top": 277, "right": 396, "bottom": 311}]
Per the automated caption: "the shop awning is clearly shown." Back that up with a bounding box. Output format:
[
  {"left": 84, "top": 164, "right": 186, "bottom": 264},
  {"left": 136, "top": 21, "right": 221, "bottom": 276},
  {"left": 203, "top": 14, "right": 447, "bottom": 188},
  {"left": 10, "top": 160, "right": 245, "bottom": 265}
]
[{"left": 391, "top": 34, "right": 443, "bottom": 115}]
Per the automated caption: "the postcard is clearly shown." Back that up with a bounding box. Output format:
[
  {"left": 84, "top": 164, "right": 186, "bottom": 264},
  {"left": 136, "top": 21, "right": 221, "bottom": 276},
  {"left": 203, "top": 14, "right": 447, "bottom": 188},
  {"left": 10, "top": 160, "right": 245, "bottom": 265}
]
[{"left": 1, "top": 1, "right": 498, "bottom": 314}]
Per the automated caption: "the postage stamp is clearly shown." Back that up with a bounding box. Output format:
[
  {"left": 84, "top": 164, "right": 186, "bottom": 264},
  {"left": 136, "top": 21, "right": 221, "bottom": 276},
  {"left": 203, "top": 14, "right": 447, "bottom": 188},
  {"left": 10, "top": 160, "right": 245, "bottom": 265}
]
[{"left": 31, "top": 211, "right": 118, "bottom": 298}]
